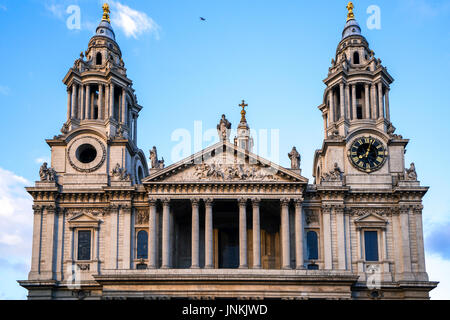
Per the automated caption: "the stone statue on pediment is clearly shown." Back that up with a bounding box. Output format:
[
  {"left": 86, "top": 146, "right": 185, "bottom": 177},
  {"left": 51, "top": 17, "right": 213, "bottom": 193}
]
[
  {"left": 288, "top": 146, "right": 301, "bottom": 169},
  {"left": 217, "top": 114, "right": 231, "bottom": 141}
]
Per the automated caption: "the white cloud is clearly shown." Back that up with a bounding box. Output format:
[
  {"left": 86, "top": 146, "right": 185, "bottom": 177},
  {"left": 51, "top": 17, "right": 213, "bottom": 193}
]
[
  {"left": 0, "top": 167, "right": 33, "bottom": 299},
  {"left": 426, "top": 252, "right": 450, "bottom": 300},
  {"left": 0, "top": 85, "right": 10, "bottom": 95},
  {"left": 45, "top": 3, "right": 65, "bottom": 20},
  {"left": 110, "top": 1, "right": 160, "bottom": 39}
]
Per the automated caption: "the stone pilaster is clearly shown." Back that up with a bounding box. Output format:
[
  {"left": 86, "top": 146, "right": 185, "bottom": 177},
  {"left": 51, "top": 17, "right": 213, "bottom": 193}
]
[
  {"left": 42, "top": 205, "right": 57, "bottom": 279},
  {"left": 29, "top": 205, "right": 43, "bottom": 279},
  {"left": 108, "top": 204, "right": 119, "bottom": 269},
  {"left": 294, "top": 198, "right": 304, "bottom": 269},
  {"left": 334, "top": 205, "right": 347, "bottom": 270},
  {"left": 322, "top": 205, "right": 333, "bottom": 270},
  {"left": 121, "top": 205, "right": 132, "bottom": 269}
]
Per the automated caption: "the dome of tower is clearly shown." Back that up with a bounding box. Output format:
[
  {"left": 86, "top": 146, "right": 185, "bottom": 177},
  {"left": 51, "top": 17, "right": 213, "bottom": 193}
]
[
  {"left": 95, "top": 20, "right": 116, "bottom": 41},
  {"left": 342, "top": 18, "right": 362, "bottom": 40}
]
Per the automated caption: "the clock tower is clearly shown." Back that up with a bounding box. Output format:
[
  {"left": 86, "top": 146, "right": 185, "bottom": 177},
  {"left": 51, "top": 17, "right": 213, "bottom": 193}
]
[{"left": 313, "top": 2, "right": 409, "bottom": 189}]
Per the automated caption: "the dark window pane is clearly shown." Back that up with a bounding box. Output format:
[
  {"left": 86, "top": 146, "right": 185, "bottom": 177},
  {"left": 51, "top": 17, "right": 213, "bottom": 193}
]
[
  {"left": 307, "top": 264, "right": 319, "bottom": 270},
  {"left": 364, "top": 231, "right": 379, "bottom": 261},
  {"left": 137, "top": 230, "right": 148, "bottom": 259},
  {"left": 77, "top": 230, "right": 91, "bottom": 261},
  {"left": 307, "top": 231, "right": 318, "bottom": 260},
  {"left": 357, "top": 105, "right": 363, "bottom": 119}
]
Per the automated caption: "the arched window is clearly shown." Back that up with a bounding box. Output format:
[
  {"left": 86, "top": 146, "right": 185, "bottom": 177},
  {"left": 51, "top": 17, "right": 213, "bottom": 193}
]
[
  {"left": 137, "top": 230, "right": 148, "bottom": 259},
  {"left": 96, "top": 52, "right": 102, "bottom": 65},
  {"left": 306, "top": 231, "right": 319, "bottom": 260},
  {"left": 353, "top": 51, "right": 360, "bottom": 64}
]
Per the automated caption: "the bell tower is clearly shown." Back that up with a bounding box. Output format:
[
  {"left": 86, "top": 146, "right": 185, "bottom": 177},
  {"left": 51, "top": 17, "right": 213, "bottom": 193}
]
[
  {"left": 313, "top": 2, "right": 411, "bottom": 189},
  {"left": 47, "top": 3, "right": 148, "bottom": 187}
]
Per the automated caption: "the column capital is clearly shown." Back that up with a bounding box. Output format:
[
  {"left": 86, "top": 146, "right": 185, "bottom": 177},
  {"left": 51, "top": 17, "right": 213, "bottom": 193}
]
[
  {"left": 191, "top": 198, "right": 200, "bottom": 207},
  {"left": 280, "top": 197, "right": 290, "bottom": 207},
  {"left": 162, "top": 198, "right": 171, "bottom": 206},
  {"left": 251, "top": 197, "right": 261, "bottom": 206},
  {"left": 204, "top": 198, "right": 214, "bottom": 207},
  {"left": 293, "top": 197, "right": 304, "bottom": 206},
  {"left": 238, "top": 197, "right": 247, "bottom": 206},
  {"left": 32, "top": 204, "right": 43, "bottom": 214},
  {"left": 148, "top": 197, "right": 157, "bottom": 206},
  {"left": 45, "top": 204, "right": 56, "bottom": 214}
]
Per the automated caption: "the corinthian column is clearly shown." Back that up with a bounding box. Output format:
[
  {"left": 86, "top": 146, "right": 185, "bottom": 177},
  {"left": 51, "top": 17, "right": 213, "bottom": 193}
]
[
  {"left": 294, "top": 198, "right": 304, "bottom": 269},
  {"left": 385, "top": 87, "right": 390, "bottom": 122},
  {"left": 364, "top": 84, "right": 370, "bottom": 119},
  {"left": 378, "top": 82, "right": 384, "bottom": 120},
  {"left": 148, "top": 198, "right": 157, "bottom": 268},
  {"left": 109, "top": 83, "right": 114, "bottom": 119},
  {"left": 352, "top": 84, "right": 357, "bottom": 120},
  {"left": 339, "top": 82, "right": 345, "bottom": 120},
  {"left": 204, "top": 198, "right": 214, "bottom": 269},
  {"left": 72, "top": 84, "right": 78, "bottom": 119},
  {"left": 191, "top": 198, "right": 200, "bottom": 268},
  {"left": 67, "top": 87, "right": 71, "bottom": 120},
  {"left": 252, "top": 198, "right": 261, "bottom": 269},
  {"left": 329, "top": 90, "right": 335, "bottom": 124},
  {"left": 121, "top": 88, "right": 127, "bottom": 124},
  {"left": 98, "top": 84, "right": 104, "bottom": 120},
  {"left": 85, "top": 84, "right": 91, "bottom": 120},
  {"left": 280, "top": 198, "right": 291, "bottom": 269},
  {"left": 238, "top": 198, "right": 248, "bottom": 268},
  {"left": 161, "top": 198, "right": 171, "bottom": 268}
]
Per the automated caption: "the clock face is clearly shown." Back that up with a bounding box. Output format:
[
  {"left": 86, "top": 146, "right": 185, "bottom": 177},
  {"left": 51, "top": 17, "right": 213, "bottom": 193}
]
[{"left": 348, "top": 136, "right": 388, "bottom": 173}]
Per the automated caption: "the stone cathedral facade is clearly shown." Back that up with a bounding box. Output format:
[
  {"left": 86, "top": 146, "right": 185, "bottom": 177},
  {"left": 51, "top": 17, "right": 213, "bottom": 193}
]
[{"left": 19, "top": 3, "right": 437, "bottom": 299}]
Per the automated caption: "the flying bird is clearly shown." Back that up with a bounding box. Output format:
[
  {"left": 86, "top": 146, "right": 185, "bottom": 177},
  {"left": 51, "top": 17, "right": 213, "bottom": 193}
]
[{"left": 200, "top": 17, "right": 206, "bottom": 21}]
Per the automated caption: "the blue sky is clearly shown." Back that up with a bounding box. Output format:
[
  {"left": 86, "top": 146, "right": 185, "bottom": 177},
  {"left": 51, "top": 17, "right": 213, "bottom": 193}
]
[{"left": 0, "top": 0, "right": 449, "bottom": 299}]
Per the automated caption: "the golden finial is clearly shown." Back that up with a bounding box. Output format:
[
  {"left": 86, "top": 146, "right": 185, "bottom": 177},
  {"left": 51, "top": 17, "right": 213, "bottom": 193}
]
[
  {"left": 102, "top": 3, "right": 110, "bottom": 22},
  {"left": 346, "top": 1, "right": 355, "bottom": 21},
  {"left": 239, "top": 100, "right": 248, "bottom": 122}
]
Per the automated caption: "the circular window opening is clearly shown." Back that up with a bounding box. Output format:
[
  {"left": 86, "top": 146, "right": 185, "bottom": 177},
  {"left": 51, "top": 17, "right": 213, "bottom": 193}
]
[{"left": 76, "top": 144, "right": 97, "bottom": 164}]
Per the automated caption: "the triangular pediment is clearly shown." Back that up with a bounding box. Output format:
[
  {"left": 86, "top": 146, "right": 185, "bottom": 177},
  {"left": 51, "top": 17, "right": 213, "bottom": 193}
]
[
  {"left": 354, "top": 212, "right": 387, "bottom": 228},
  {"left": 68, "top": 212, "right": 101, "bottom": 228},
  {"left": 143, "top": 141, "right": 308, "bottom": 183}
]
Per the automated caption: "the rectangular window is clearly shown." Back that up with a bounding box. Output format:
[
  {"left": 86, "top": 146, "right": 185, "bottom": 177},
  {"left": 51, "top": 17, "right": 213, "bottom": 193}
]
[
  {"left": 77, "top": 230, "right": 91, "bottom": 261},
  {"left": 364, "top": 231, "right": 379, "bottom": 262}
]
